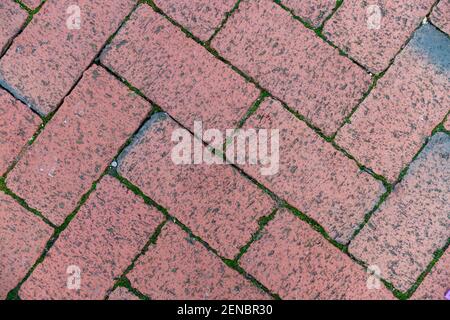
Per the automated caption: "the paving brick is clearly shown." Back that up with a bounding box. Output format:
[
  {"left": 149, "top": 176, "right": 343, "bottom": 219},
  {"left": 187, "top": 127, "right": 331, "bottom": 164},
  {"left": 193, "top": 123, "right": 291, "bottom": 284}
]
[
  {"left": 0, "top": 0, "right": 136, "bottom": 115},
  {"left": 129, "top": 222, "right": 270, "bottom": 300},
  {"left": 445, "top": 116, "right": 450, "bottom": 131},
  {"left": 0, "top": 88, "right": 41, "bottom": 175},
  {"left": 21, "top": 0, "right": 42, "bottom": 10},
  {"left": 0, "top": 1, "right": 27, "bottom": 54},
  {"left": 211, "top": 0, "right": 371, "bottom": 136},
  {"left": 323, "top": 0, "right": 435, "bottom": 73},
  {"left": 0, "top": 192, "right": 53, "bottom": 299},
  {"left": 431, "top": 0, "right": 450, "bottom": 35},
  {"left": 411, "top": 249, "right": 450, "bottom": 300},
  {"left": 19, "top": 175, "right": 164, "bottom": 300},
  {"left": 101, "top": 4, "right": 259, "bottom": 133},
  {"left": 117, "top": 113, "right": 276, "bottom": 259},
  {"left": 154, "top": 0, "right": 236, "bottom": 41},
  {"left": 241, "top": 209, "right": 394, "bottom": 300},
  {"left": 336, "top": 24, "right": 450, "bottom": 182},
  {"left": 7, "top": 65, "right": 151, "bottom": 226},
  {"left": 238, "top": 98, "right": 384, "bottom": 244},
  {"left": 280, "top": 0, "right": 336, "bottom": 27},
  {"left": 108, "top": 287, "right": 140, "bottom": 301},
  {"left": 349, "top": 133, "right": 450, "bottom": 292}
]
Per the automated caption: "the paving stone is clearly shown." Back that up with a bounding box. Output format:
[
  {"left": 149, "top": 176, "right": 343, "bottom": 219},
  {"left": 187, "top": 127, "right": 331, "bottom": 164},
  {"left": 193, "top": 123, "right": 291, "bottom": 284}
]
[
  {"left": 323, "top": 0, "right": 435, "bottom": 73},
  {"left": 7, "top": 65, "right": 151, "bottom": 226},
  {"left": 411, "top": 249, "right": 450, "bottom": 300},
  {"left": 108, "top": 287, "right": 140, "bottom": 301},
  {"left": 21, "top": 0, "right": 42, "bottom": 9},
  {"left": 0, "top": 0, "right": 136, "bottom": 115},
  {"left": 129, "top": 222, "right": 270, "bottom": 300},
  {"left": 101, "top": 4, "right": 259, "bottom": 133},
  {"left": 154, "top": 0, "right": 236, "bottom": 41},
  {"left": 19, "top": 175, "right": 164, "bottom": 300},
  {"left": 431, "top": 0, "right": 450, "bottom": 35},
  {"left": 238, "top": 98, "right": 384, "bottom": 244},
  {"left": 0, "top": 88, "right": 41, "bottom": 175},
  {"left": 0, "top": 1, "right": 27, "bottom": 54},
  {"left": 211, "top": 0, "right": 371, "bottom": 136},
  {"left": 445, "top": 116, "right": 450, "bottom": 131},
  {"left": 336, "top": 24, "right": 450, "bottom": 183},
  {"left": 117, "top": 113, "right": 276, "bottom": 259},
  {"left": 0, "top": 192, "right": 53, "bottom": 299},
  {"left": 349, "top": 133, "right": 450, "bottom": 292},
  {"left": 280, "top": 0, "right": 336, "bottom": 27},
  {"left": 240, "top": 209, "right": 395, "bottom": 300}
]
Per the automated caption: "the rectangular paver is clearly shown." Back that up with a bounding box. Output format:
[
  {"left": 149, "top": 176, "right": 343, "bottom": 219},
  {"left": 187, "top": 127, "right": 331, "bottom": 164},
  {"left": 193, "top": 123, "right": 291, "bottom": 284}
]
[
  {"left": 108, "top": 287, "right": 140, "bottom": 301},
  {"left": 0, "top": 192, "right": 53, "bottom": 299},
  {"left": 349, "top": 133, "right": 450, "bottom": 292},
  {"left": 129, "top": 222, "right": 270, "bottom": 300},
  {"left": 323, "top": 0, "right": 435, "bottom": 73},
  {"left": 336, "top": 24, "right": 450, "bottom": 183},
  {"left": 0, "top": 0, "right": 136, "bottom": 115},
  {"left": 21, "top": 0, "right": 42, "bottom": 10},
  {"left": 19, "top": 175, "right": 164, "bottom": 300},
  {"left": 280, "top": 0, "right": 336, "bottom": 27},
  {"left": 211, "top": 0, "right": 371, "bottom": 136},
  {"left": 0, "top": 1, "right": 27, "bottom": 54},
  {"left": 6, "top": 65, "right": 152, "bottom": 225},
  {"left": 117, "top": 113, "right": 276, "bottom": 259},
  {"left": 240, "top": 209, "right": 394, "bottom": 300},
  {"left": 431, "top": 0, "right": 450, "bottom": 35},
  {"left": 101, "top": 4, "right": 259, "bottom": 133},
  {"left": 238, "top": 98, "right": 384, "bottom": 244}
]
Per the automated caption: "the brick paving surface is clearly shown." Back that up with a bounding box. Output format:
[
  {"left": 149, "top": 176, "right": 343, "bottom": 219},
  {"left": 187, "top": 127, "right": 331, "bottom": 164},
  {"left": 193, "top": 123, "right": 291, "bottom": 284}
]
[{"left": 0, "top": 0, "right": 448, "bottom": 300}]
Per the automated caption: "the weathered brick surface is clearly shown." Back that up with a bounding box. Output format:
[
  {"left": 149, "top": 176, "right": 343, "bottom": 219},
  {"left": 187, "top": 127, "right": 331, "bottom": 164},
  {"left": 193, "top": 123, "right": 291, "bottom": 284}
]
[
  {"left": 211, "top": 0, "right": 371, "bottom": 136},
  {"left": 108, "top": 287, "right": 140, "bottom": 301},
  {"left": 431, "top": 0, "right": 450, "bottom": 35},
  {"left": 0, "top": 192, "right": 53, "bottom": 299},
  {"left": 323, "top": 0, "right": 435, "bottom": 73},
  {"left": 154, "top": 0, "right": 236, "bottom": 41},
  {"left": 280, "top": 0, "right": 336, "bottom": 27},
  {"left": 0, "top": 1, "right": 27, "bottom": 54},
  {"left": 241, "top": 209, "right": 394, "bottom": 300},
  {"left": 349, "top": 133, "right": 450, "bottom": 292},
  {"left": 0, "top": 0, "right": 136, "bottom": 115},
  {"left": 21, "top": 0, "right": 42, "bottom": 9},
  {"left": 7, "top": 65, "right": 151, "bottom": 225},
  {"left": 239, "top": 98, "right": 384, "bottom": 244},
  {"left": 117, "top": 113, "right": 276, "bottom": 259},
  {"left": 445, "top": 116, "right": 450, "bottom": 131},
  {"left": 0, "top": 88, "right": 41, "bottom": 175},
  {"left": 129, "top": 222, "right": 270, "bottom": 300},
  {"left": 336, "top": 24, "right": 450, "bottom": 182},
  {"left": 101, "top": 4, "right": 259, "bottom": 133},
  {"left": 19, "top": 176, "right": 164, "bottom": 300}
]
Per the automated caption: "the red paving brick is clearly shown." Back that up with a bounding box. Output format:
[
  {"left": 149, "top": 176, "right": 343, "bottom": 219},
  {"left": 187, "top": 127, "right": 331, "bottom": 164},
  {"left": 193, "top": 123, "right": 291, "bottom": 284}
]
[
  {"left": 431, "top": 0, "right": 450, "bottom": 35},
  {"left": 211, "top": 0, "right": 371, "bottom": 136},
  {"left": 21, "top": 0, "right": 42, "bottom": 10},
  {"left": 0, "top": 192, "right": 53, "bottom": 299},
  {"left": 240, "top": 209, "right": 394, "bottom": 300},
  {"left": 336, "top": 24, "right": 450, "bottom": 183},
  {"left": 323, "top": 0, "right": 435, "bottom": 73},
  {"left": 129, "top": 222, "right": 270, "bottom": 300},
  {"left": 117, "top": 113, "right": 276, "bottom": 259},
  {"left": 0, "top": 0, "right": 136, "bottom": 115},
  {"left": 108, "top": 287, "right": 139, "bottom": 301},
  {"left": 0, "top": 88, "right": 41, "bottom": 176},
  {"left": 280, "top": 0, "right": 336, "bottom": 27},
  {"left": 19, "top": 175, "right": 164, "bottom": 300},
  {"left": 154, "top": 0, "right": 236, "bottom": 41},
  {"left": 0, "top": 1, "right": 27, "bottom": 54},
  {"left": 349, "top": 133, "right": 450, "bottom": 292},
  {"left": 100, "top": 4, "right": 259, "bottom": 133},
  {"left": 6, "top": 65, "right": 151, "bottom": 226},
  {"left": 238, "top": 98, "right": 384, "bottom": 244}
]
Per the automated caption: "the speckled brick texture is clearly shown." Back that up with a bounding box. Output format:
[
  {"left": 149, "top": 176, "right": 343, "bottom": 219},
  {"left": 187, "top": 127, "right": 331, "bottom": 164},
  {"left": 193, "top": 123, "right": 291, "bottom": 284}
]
[
  {"left": 0, "top": 88, "right": 41, "bottom": 175},
  {"left": 241, "top": 209, "right": 394, "bottom": 300},
  {"left": 101, "top": 4, "right": 259, "bottom": 133},
  {"left": 280, "top": 0, "right": 336, "bottom": 27},
  {"left": 349, "top": 133, "right": 450, "bottom": 292},
  {"left": 21, "top": 0, "right": 42, "bottom": 10},
  {"left": 431, "top": 0, "right": 450, "bottom": 35},
  {"left": 0, "top": 192, "right": 53, "bottom": 299},
  {"left": 117, "top": 113, "right": 276, "bottom": 259},
  {"left": 19, "top": 176, "right": 164, "bottom": 300},
  {"left": 0, "top": 0, "right": 136, "bottom": 115},
  {"left": 6, "top": 65, "right": 151, "bottom": 225},
  {"left": 238, "top": 98, "right": 384, "bottom": 244},
  {"left": 336, "top": 24, "right": 450, "bottom": 183},
  {"left": 323, "top": 0, "right": 435, "bottom": 73},
  {"left": 154, "top": 0, "right": 236, "bottom": 41},
  {"left": 0, "top": 1, "right": 27, "bottom": 54},
  {"left": 108, "top": 287, "right": 140, "bottom": 301},
  {"left": 129, "top": 222, "right": 270, "bottom": 300},
  {"left": 212, "top": 0, "right": 371, "bottom": 136}
]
